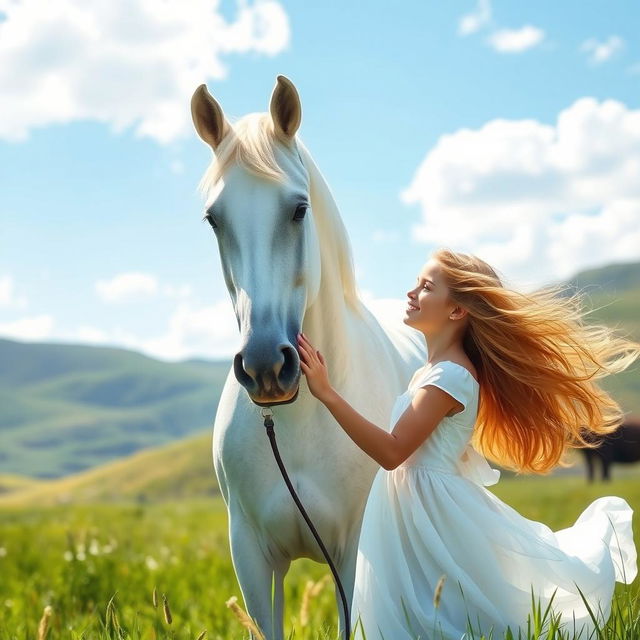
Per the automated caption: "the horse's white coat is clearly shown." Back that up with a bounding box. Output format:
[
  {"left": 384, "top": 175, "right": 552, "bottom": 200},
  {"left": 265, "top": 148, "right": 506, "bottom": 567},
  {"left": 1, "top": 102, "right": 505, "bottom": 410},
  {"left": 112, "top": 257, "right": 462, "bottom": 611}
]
[{"left": 193, "top": 77, "right": 427, "bottom": 639}]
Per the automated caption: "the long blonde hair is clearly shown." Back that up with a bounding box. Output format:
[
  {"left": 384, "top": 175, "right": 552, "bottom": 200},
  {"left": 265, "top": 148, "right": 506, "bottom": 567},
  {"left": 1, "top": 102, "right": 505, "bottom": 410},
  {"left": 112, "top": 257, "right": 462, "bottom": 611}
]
[{"left": 433, "top": 247, "right": 640, "bottom": 475}]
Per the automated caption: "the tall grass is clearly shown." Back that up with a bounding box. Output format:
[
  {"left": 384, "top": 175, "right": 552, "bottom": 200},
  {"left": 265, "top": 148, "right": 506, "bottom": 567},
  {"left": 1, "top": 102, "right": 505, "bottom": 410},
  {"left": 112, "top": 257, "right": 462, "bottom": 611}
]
[{"left": 0, "top": 470, "right": 638, "bottom": 639}]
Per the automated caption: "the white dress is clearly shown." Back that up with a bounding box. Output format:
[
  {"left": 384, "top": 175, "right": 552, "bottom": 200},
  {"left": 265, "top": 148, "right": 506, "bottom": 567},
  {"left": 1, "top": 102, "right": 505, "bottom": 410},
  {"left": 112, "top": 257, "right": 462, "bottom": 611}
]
[{"left": 350, "top": 360, "right": 637, "bottom": 640}]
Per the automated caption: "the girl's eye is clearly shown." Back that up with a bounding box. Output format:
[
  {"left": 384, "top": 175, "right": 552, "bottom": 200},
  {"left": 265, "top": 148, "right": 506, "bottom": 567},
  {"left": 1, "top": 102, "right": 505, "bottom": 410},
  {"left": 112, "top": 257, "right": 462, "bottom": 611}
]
[{"left": 423, "top": 284, "right": 430, "bottom": 291}]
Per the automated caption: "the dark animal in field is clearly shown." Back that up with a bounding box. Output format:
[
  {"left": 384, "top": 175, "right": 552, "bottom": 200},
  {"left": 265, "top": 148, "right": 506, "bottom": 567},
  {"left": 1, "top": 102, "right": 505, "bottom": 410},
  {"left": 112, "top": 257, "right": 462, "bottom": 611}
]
[{"left": 580, "top": 417, "right": 640, "bottom": 482}]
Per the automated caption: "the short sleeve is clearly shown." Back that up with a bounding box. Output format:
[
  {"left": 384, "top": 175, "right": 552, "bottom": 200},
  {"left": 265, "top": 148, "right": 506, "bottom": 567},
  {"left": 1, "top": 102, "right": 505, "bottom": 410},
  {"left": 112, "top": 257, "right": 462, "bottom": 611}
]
[{"left": 413, "top": 362, "right": 470, "bottom": 414}]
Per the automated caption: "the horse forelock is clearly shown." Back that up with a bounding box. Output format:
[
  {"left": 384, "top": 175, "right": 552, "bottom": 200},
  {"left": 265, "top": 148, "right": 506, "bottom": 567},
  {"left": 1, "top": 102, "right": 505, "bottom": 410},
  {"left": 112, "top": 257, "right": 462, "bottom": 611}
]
[{"left": 198, "top": 112, "right": 294, "bottom": 203}]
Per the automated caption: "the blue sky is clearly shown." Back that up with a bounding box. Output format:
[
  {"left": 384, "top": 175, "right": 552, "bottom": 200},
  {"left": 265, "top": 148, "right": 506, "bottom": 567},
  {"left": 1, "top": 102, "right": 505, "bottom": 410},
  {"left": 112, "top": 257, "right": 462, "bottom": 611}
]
[{"left": 1, "top": 0, "right": 639, "bottom": 360}]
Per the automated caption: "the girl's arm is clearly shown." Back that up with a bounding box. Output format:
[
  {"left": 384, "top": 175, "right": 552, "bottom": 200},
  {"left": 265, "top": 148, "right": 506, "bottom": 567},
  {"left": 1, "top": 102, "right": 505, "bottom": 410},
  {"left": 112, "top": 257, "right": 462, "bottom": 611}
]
[
  {"left": 322, "top": 388, "right": 398, "bottom": 470},
  {"left": 297, "top": 333, "right": 457, "bottom": 470}
]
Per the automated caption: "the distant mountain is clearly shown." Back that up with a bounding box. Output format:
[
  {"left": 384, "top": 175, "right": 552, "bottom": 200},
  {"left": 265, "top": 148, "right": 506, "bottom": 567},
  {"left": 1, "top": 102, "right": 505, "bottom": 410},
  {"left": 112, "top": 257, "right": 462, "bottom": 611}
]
[
  {"left": 0, "top": 338, "right": 230, "bottom": 478},
  {"left": 557, "top": 260, "right": 640, "bottom": 343},
  {"left": 553, "top": 260, "right": 640, "bottom": 413},
  {"left": 559, "top": 259, "right": 640, "bottom": 296}
]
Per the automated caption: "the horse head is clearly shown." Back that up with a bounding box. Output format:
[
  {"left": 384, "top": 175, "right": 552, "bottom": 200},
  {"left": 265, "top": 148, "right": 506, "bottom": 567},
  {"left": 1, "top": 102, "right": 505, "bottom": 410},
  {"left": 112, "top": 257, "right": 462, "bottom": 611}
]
[{"left": 191, "top": 75, "right": 321, "bottom": 407}]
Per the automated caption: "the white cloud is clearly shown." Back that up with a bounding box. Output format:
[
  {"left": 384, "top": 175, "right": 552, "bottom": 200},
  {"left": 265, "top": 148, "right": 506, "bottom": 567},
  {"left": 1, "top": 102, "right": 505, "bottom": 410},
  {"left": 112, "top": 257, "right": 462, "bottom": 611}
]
[
  {"left": 72, "top": 297, "right": 239, "bottom": 360},
  {"left": 0, "top": 275, "right": 28, "bottom": 309},
  {"left": 547, "top": 199, "right": 640, "bottom": 278},
  {"left": 457, "top": 0, "right": 491, "bottom": 36},
  {"left": 141, "top": 298, "right": 240, "bottom": 359},
  {"left": 96, "top": 272, "right": 159, "bottom": 303},
  {"left": 76, "top": 325, "right": 109, "bottom": 343},
  {"left": 580, "top": 35, "right": 624, "bottom": 65},
  {"left": 0, "top": 314, "right": 54, "bottom": 340},
  {"left": 0, "top": 0, "right": 290, "bottom": 143},
  {"left": 0, "top": 276, "right": 13, "bottom": 305},
  {"left": 400, "top": 97, "right": 640, "bottom": 289},
  {"left": 487, "top": 25, "right": 545, "bottom": 53},
  {"left": 162, "top": 283, "right": 193, "bottom": 299},
  {"left": 359, "top": 289, "right": 409, "bottom": 327},
  {"left": 94, "top": 273, "right": 194, "bottom": 304}
]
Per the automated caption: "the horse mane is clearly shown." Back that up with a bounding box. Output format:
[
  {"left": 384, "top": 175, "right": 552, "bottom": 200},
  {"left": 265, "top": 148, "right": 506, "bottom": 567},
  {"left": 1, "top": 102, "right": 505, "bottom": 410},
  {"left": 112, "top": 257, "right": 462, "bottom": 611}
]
[{"left": 197, "top": 113, "right": 370, "bottom": 323}]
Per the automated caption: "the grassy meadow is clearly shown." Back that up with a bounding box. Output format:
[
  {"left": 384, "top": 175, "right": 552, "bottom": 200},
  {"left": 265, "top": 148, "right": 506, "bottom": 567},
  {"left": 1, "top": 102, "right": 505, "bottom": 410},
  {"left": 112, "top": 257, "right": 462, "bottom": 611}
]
[{"left": 1, "top": 466, "right": 640, "bottom": 640}]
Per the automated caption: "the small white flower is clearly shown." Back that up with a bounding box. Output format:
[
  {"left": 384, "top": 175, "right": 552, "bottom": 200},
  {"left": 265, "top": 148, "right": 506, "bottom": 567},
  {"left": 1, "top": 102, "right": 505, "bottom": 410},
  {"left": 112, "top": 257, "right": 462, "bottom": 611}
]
[
  {"left": 0, "top": 547, "right": 6, "bottom": 557},
  {"left": 63, "top": 551, "right": 74, "bottom": 562},
  {"left": 89, "top": 539, "right": 100, "bottom": 555},
  {"left": 76, "top": 551, "right": 86, "bottom": 562},
  {"left": 145, "top": 556, "right": 159, "bottom": 571},
  {"left": 4, "top": 599, "right": 13, "bottom": 608},
  {"left": 102, "top": 544, "right": 113, "bottom": 554}
]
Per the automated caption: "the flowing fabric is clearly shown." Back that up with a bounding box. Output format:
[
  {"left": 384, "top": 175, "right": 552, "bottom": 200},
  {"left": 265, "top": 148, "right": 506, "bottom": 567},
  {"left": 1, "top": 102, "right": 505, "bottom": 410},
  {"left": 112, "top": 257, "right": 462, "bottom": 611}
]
[{"left": 350, "top": 361, "right": 637, "bottom": 640}]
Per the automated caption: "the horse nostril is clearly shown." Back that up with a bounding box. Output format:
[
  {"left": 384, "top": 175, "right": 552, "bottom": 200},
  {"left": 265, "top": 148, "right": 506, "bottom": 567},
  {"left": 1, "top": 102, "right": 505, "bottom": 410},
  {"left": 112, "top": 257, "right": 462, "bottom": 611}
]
[
  {"left": 279, "top": 344, "right": 297, "bottom": 380},
  {"left": 234, "top": 352, "right": 254, "bottom": 387}
]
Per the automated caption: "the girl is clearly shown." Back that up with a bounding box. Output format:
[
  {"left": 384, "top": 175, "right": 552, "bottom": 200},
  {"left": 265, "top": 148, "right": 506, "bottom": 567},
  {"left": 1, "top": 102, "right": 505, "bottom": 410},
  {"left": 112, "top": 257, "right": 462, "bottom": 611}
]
[{"left": 296, "top": 247, "right": 639, "bottom": 640}]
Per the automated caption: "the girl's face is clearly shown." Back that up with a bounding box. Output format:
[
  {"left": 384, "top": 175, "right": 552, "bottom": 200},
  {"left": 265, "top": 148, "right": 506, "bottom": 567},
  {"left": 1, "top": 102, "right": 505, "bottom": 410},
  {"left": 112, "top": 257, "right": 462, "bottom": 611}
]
[{"left": 403, "top": 258, "right": 458, "bottom": 333}]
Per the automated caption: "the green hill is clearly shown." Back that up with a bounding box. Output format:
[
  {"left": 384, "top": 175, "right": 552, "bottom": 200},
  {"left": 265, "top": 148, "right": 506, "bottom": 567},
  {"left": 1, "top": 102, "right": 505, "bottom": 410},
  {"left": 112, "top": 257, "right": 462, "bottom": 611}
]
[
  {"left": 0, "top": 473, "right": 43, "bottom": 495},
  {"left": 555, "top": 261, "right": 640, "bottom": 411},
  {"left": 0, "top": 430, "right": 216, "bottom": 506},
  {"left": 0, "top": 339, "right": 230, "bottom": 477},
  {"left": 560, "top": 259, "right": 640, "bottom": 295}
]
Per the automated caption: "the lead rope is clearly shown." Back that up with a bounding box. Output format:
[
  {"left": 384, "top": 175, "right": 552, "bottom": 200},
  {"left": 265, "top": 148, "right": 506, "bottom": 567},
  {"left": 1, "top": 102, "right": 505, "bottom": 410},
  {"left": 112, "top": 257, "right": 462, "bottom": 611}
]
[{"left": 261, "top": 406, "right": 351, "bottom": 640}]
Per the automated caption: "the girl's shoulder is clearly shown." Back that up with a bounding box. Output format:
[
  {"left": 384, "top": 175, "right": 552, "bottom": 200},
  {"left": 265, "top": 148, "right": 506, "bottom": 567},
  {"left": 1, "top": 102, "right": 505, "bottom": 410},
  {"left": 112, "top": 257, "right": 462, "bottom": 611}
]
[
  {"left": 407, "top": 360, "right": 479, "bottom": 418},
  {"left": 409, "top": 359, "right": 479, "bottom": 389}
]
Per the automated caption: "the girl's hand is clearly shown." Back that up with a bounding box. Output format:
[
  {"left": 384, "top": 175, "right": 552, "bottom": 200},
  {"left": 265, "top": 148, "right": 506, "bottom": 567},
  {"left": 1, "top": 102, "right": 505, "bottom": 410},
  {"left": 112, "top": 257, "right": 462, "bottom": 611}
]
[{"left": 296, "top": 332, "right": 334, "bottom": 402}]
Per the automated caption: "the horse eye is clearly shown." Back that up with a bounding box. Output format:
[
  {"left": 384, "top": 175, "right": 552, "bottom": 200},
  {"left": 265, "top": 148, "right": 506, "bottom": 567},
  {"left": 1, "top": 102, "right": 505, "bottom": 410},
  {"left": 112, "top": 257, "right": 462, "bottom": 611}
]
[
  {"left": 202, "top": 213, "right": 217, "bottom": 230},
  {"left": 293, "top": 204, "right": 308, "bottom": 221}
]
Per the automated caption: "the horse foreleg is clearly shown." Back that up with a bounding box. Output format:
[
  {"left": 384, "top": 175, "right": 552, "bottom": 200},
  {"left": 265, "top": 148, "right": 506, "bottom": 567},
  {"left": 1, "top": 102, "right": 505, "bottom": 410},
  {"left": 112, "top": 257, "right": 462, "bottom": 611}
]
[{"left": 229, "top": 513, "right": 291, "bottom": 640}]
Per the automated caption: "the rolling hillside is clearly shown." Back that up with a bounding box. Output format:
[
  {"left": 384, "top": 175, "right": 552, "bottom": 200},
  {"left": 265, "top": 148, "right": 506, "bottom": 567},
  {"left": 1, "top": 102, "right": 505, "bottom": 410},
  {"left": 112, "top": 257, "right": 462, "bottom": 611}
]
[
  {"left": 561, "top": 259, "right": 640, "bottom": 296},
  {"left": 0, "top": 472, "right": 43, "bottom": 495},
  {"left": 558, "top": 260, "right": 640, "bottom": 411},
  {"left": 0, "top": 430, "right": 216, "bottom": 507},
  {"left": 0, "top": 339, "right": 230, "bottom": 477}
]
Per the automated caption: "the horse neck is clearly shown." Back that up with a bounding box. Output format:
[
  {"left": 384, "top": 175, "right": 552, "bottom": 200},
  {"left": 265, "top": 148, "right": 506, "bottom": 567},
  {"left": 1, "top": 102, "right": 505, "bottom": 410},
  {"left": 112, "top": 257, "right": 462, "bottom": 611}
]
[{"left": 297, "top": 139, "right": 389, "bottom": 391}]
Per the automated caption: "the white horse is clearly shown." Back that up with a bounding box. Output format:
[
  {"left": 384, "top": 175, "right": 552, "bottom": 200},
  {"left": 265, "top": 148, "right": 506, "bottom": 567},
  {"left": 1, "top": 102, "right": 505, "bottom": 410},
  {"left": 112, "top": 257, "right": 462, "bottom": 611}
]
[{"left": 190, "top": 74, "right": 426, "bottom": 640}]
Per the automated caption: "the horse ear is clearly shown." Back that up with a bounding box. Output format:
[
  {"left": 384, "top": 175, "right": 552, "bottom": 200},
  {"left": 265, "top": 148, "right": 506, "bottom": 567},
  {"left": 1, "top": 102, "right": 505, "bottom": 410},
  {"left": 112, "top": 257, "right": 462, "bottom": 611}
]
[
  {"left": 191, "top": 84, "right": 231, "bottom": 149},
  {"left": 269, "top": 75, "right": 302, "bottom": 143}
]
